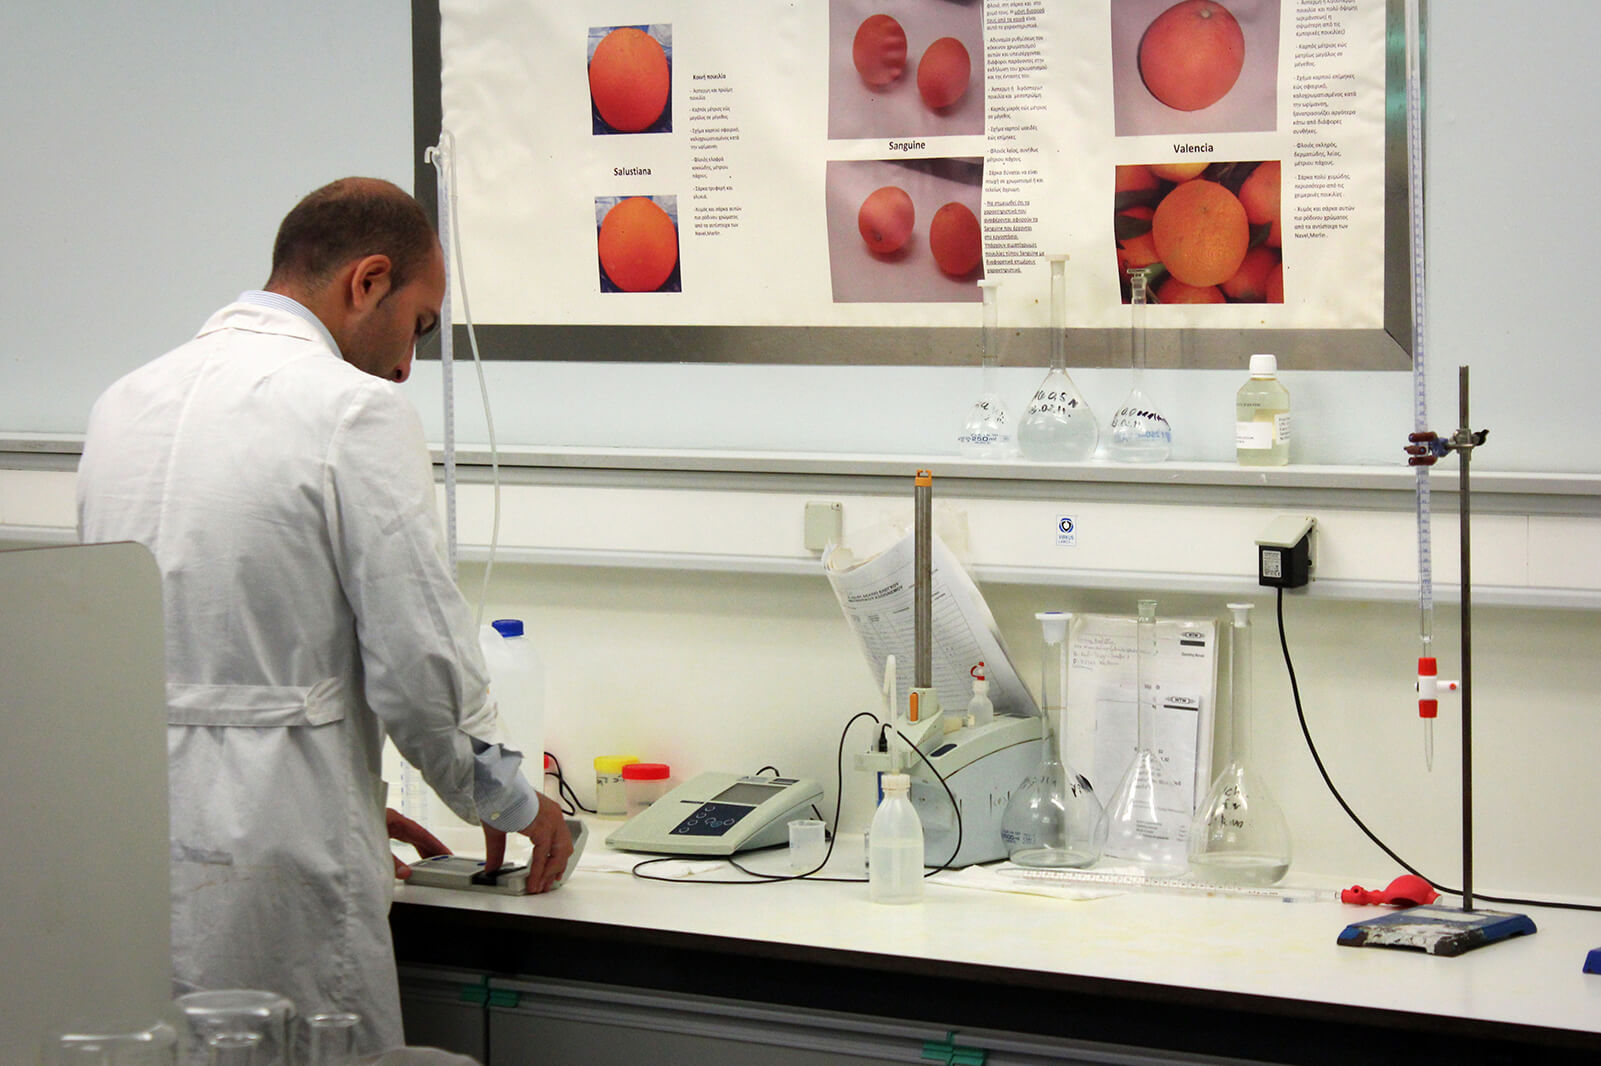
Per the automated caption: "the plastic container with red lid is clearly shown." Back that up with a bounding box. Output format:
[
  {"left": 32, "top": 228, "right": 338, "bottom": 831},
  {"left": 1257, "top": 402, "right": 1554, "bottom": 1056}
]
[{"left": 621, "top": 762, "right": 673, "bottom": 817}]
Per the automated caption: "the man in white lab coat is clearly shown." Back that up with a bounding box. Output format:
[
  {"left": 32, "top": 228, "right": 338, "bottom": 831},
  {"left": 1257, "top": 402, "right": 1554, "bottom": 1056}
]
[{"left": 77, "top": 177, "right": 572, "bottom": 1054}]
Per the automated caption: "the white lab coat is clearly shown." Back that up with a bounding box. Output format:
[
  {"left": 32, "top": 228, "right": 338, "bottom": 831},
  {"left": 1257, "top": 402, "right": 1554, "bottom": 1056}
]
[{"left": 78, "top": 301, "right": 507, "bottom": 1053}]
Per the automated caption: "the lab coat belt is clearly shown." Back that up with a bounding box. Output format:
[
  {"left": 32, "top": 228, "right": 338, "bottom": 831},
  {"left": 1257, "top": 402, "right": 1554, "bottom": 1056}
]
[{"left": 165, "top": 676, "right": 351, "bottom": 727}]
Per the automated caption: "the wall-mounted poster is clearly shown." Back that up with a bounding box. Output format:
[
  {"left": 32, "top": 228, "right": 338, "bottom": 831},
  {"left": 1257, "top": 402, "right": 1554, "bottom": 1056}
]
[{"left": 436, "top": 0, "right": 1396, "bottom": 360}]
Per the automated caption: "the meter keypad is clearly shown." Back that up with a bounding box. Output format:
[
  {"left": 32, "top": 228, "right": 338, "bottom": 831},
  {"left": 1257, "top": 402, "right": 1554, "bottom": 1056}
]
[{"left": 670, "top": 802, "right": 754, "bottom": 837}]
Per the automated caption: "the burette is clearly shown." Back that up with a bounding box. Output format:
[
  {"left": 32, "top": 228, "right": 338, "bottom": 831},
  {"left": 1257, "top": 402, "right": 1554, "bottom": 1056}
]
[
  {"left": 425, "top": 131, "right": 503, "bottom": 628},
  {"left": 1402, "top": 0, "right": 1455, "bottom": 771}
]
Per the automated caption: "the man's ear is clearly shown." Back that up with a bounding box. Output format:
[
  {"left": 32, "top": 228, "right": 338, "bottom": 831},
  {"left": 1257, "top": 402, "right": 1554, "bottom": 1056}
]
[{"left": 348, "top": 254, "right": 394, "bottom": 313}]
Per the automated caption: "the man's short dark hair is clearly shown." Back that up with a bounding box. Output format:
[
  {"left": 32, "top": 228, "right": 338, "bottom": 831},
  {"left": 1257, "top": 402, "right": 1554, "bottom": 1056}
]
[{"left": 268, "top": 178, "right": 437, "bottom": 293}]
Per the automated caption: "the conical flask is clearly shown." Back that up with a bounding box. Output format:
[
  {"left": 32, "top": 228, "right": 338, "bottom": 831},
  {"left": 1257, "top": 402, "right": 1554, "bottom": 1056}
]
[
  {"left": 1000, "top": 611, "right": 1105, "bottom": 867},
  {"left": 1018, "top": 255, "right": 1099, "bottom": 461},
  {"left": 1104, "top": 599, "right": 1188, "bottom": 874},
  {"left": 1106, "top": 268, "right": 1172, "bottom": 462},
  {"left": 958, "top": 279, "right": 1018, "bottom": 458},
  {"left": 1188, "top": 603, "right": 1293, "bottom": 884}
]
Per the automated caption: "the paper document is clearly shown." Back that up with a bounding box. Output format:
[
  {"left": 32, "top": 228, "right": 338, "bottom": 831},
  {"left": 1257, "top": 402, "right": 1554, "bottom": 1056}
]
[
  {"left": 1065, "top": 614, "right": 1219, "bottom": 842},
  {"left": 825, "top": 532, "right": 1038, "bottom": 720}
]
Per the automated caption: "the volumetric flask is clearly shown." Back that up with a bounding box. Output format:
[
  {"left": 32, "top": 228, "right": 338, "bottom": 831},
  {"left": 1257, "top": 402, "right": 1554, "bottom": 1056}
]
[
  {"left": 52, "top": 1023, "right": 178, "bottom": 1066},
  {"left": 1188, "top": 603, "right": 1292, "bottom": 884},
  {"left": 1000, "top": 612, "right": 1105, "bottom": 867},
  {"left": 1018, "top": 255, "right": 1099, "bottom": 462},
  {"left": 957, "top": 279, "right": 1018, "bottom": 458},
  {"left": 175, "top": 991, "right": 293, "bottom": 1066},
  {"left": 1106, "top": 268, "right": 1172, "bottom": 462},
  {"left": 1103, "top": 600, "right": 1189, "bottom": 875}
]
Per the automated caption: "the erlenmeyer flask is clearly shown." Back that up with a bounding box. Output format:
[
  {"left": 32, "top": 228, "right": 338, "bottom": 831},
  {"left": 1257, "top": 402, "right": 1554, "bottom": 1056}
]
[
  {"left": 1188, "top": 603, "right": 1292, "bottom": 884},
  {"left": 1104, "top": 599, "right": 1188, "bottom": 874},
  {"left": 1106, "top": 268, "right": 1172, "bottom": 462},
  {"left": 1018, "top": 255, "right": 1099, "bottom": 462},
  {"left": 957, "top": 279, "right": 1018, "bottom": 458},
  {"left": 1000, "top": 612, "right": 1105, "bottom": 867}
]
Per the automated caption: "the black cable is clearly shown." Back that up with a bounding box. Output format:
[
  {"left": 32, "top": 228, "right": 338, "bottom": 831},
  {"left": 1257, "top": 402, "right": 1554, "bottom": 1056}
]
[
  {"left": 1276, "top": 587, "right": 1600, "bottom": 913},
  {"left": 543, "top": 750, "right": 592, "bottom": 816},
  {"left": 632, "top": 712, "right": 880, "bottom": 885},
  {"left": 888, "top": 723, "right": 964, "bottom": 874}
]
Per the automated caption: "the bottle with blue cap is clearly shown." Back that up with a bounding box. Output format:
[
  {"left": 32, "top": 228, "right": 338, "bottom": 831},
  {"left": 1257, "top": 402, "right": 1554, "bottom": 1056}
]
[{"left": 480, "top": 618, "right": 545, "bottom": 793}]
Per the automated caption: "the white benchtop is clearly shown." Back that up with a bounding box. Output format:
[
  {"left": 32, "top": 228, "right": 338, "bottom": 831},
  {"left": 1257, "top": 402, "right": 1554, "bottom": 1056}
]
[{"left": 393, "top": 828, "right": 1601, "bottom": 1042}]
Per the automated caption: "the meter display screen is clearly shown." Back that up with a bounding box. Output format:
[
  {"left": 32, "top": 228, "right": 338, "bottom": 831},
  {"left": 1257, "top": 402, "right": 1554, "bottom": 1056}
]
[{"left": 711, "top": 781, "right": 784, "bottom": 806}]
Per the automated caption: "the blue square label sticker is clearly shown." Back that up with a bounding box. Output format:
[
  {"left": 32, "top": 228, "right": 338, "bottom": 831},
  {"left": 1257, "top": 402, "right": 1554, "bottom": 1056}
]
[{"left": 1056, "top": 514, "right": 1077, "bottom": 547}]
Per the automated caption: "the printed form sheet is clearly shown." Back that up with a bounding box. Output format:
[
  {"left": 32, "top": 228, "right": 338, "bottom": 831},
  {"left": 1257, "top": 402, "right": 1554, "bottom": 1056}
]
[{"left": 824, "top": 532, "right": 1039, "bottom": 721}]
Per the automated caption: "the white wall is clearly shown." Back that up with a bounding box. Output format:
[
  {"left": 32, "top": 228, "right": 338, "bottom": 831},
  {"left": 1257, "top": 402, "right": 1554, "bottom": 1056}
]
[{"left": 485, "top": 559, "right": 1601, "bottom": 902}]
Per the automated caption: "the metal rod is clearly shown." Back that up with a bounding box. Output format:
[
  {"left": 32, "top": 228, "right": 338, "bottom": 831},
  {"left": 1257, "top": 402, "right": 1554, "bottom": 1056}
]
[
  {"left": 1457, "top": 365, "right": 1474, "bottom": 912},
  {"left": 915, "top": 470, "right": 933, "bottom": 690}
]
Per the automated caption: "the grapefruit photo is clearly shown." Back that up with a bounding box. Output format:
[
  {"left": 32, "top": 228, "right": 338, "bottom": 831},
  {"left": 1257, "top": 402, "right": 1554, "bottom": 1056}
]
[{"left": 1138, "top": 1, "right": 1245, "bottom": 112}]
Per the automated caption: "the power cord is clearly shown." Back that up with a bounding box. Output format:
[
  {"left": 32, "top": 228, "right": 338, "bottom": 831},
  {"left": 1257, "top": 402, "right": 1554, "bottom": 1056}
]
[
  {"left": 1276, "top": 587, "right": 1600, "bottom": 913},
  {"left": 629, "top": 710, "right": 968, "bottom": 885},
  {"left": 543, "top": 751, "right": 593, "bottom": 816}
]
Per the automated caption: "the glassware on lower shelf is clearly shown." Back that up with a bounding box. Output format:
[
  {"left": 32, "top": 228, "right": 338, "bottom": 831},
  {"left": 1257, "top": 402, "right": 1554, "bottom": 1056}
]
[
  {"left": 1000, "top": 612, "right": 1105, "bottom": 867},
  {"left": 1103, "top": 599, "right": 1189, "bottom": 876},
  {"left": 1188, "top": 603, "right": 1293, "bottom": 885}
]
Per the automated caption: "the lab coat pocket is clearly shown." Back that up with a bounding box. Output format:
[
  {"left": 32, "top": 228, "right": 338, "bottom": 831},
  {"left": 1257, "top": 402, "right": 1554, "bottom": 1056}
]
[{"left": 166, "top": 676, "right": 352, "bottom": 727}]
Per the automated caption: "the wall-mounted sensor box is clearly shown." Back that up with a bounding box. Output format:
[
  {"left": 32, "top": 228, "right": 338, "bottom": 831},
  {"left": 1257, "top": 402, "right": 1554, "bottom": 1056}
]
[{"left": 1257, "top": 515, "right": 1315, "bottom": 588}]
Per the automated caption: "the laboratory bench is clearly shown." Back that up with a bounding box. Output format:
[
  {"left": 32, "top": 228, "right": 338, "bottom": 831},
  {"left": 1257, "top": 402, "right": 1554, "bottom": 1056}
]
[{"left": 389, "top": 832, "right": 1601, "bottom": 1066}]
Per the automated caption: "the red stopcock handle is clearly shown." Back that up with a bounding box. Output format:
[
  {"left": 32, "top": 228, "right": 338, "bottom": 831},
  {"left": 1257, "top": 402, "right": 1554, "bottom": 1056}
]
[
  {"left": 1340, "top": 874, "right": 1440, "bottom": 907},
  {"left": 1417, "top": 657, "right": 1459, "bottom": 719}
]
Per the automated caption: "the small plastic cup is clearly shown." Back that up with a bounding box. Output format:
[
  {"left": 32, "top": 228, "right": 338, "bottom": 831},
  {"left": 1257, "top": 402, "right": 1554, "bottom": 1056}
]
[
  {"left": 788, "top": 819, "right": 827, "bottom": 873},
  {"left": 621, "top": 762, "right": 672, "bottom": 818},
  {"left": 593, "top": 755, "right": 639, "bottom": 818}
]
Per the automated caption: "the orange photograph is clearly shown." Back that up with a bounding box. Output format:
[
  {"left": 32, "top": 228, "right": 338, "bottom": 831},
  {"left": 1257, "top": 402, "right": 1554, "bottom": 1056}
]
[{"left": 1114, "top": 160, "right": 1280, "bottom": 305}]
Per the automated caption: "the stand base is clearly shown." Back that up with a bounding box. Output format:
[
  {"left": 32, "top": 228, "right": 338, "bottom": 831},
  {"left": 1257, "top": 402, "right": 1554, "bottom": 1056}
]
[{"left": 1338, "top": 905, "right": 1536, "bottom": 957}]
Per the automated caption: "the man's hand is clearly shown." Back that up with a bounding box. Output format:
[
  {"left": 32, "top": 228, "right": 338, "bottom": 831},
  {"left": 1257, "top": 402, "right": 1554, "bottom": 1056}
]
[
  {"left": 387, "top": 807, "right": 450, "bottom": 880},
  {"left": 483, "top": 793, "right": 574, "bottom": 894}
]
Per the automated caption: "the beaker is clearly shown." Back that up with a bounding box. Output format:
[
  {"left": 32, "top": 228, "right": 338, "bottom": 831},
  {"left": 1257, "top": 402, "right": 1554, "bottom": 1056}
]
[
  {"left": 1018, "top": 255, "right": 1099, "bottom": 462},
  {"left": 957, "top": 279, "right": 1018, "bottom": 458},
  {"left": 303, "top": 1012, "right": 361, "bottom": 1066},
  {"left": 203, "top": 1034, "right": 261, "bottom": 1066},
  {"left": 1106, "top": 268, "right": 1172, "bottom": 462},
  {"left": 1188, "top": 603, "right": 1293, "bottom": 884},
  {"left": 1000, "top": 612, "right": 1105, "bottom": 867},
  {"left": 1103, "top": 599, "right": 1189, "bottom": 874},
  {"left": 175, "top": 991, "right": 293, "bottom": 1066}
]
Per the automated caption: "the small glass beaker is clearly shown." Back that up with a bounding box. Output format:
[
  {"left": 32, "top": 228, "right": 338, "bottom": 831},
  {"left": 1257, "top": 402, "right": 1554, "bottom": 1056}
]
[
  {"left": 303, "top": 1012, "right": 361, "bottom": 1066},
  {"left": 1000, "top": 612, "right": 1105, "bottom": 867}
]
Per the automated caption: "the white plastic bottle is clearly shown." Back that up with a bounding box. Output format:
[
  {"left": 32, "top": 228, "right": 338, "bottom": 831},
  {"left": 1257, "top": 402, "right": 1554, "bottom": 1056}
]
[
  {"left": 1236, "top": 354, "right": 1291, "bottom": 466},
  {"left": 965, "top": 662, "right": 994, "bottom": 728},
  {"left": 480, "top": 619, "right": 545, "bottom": 785},
  {"left": 868, "top": 773, "right": 924, "bottom": 904}
]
